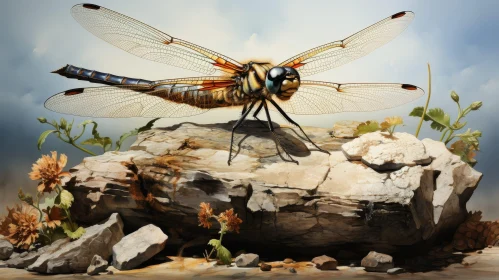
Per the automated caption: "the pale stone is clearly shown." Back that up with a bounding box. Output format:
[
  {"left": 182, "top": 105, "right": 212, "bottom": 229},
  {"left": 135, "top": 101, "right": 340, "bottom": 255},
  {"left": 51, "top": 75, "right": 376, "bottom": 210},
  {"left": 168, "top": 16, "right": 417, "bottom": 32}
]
[{"left": 332, "top": 120, "right": 361, "bottom": 138}]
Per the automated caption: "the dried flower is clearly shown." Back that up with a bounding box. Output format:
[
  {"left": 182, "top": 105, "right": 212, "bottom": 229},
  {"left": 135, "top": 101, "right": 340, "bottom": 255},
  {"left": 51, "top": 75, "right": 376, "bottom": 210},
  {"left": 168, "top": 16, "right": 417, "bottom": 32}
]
[
  {"left": 1, "top": 204, "right": 41, "bottom": 249},
  {"left": 29, "top": 151, "right": 71, "bottom": 193},
  {"left": 217, "top": 209, "right": 243, "bottom": 233},
  {"left": 198, "top": 202, "right": 214, "bottom": 229},
  {"left": 42, "top": 206, "right": 64, "bottom": 229}
]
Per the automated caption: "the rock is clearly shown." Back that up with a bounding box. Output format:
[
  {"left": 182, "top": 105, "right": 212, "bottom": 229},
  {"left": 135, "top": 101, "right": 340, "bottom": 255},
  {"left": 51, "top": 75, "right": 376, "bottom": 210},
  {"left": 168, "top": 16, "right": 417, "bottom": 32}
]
[
  {"left": 462, "top": 256, "right": 478, "bottom": 266},
  {"left": 283, "top": 258, "right": 294, "bottom": 264},
  {"left": 6, "top": 238, "right": 69, "bottom": 268},
  {"left": 66, "top": 122, "right": 482, "bottom": 255},
  {"left": 387, "top": 267, "right": 405, "bottom": 275},
  {"left": 87, "top": 255, "right": 108, "bottom": 276},
  {"left": 112, "top": 224, "right": 168, "bottom": 270},
  {"left": 107, "top": 270, "right": 114, "bottom": 275},
  {"left": 27, "top": 213, "right": 124, "bottom": 274},
  {"left": 332, "top": 120, "right": 361, "bottom": 138},
  {"left": 361, "top": 251, "right": 394, "bottom": 272},
  {"left": 311, "top": 255, "right": 338, "bottom": 270},
  {"left": 260, "top": 263, "right": 271, "bottom": 271},
  {"left": 0, "top": 237, "right": 13, "bottom": 260},
  {"left": 342, "top": 132, "right": 431, "bottom": 170},
  {"left": 289, "top": 267, "right": 297, "bottom": 273},
  {"left": 235, "top": 253, "right": 259, "bottom": 267},
  {"left": 0, "top": 260, "right": 6, "bottom": 268}
]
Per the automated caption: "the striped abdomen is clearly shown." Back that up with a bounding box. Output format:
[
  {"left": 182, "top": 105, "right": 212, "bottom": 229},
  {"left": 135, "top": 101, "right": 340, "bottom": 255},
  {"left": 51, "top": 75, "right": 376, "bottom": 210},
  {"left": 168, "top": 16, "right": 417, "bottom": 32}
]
[{"left": 52, "top": 64, "right": 153, "bottom": 86}]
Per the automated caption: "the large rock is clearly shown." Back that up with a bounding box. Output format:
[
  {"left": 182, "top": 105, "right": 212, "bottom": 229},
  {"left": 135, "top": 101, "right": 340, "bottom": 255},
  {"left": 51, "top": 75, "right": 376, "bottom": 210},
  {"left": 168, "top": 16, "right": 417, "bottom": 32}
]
[
  {"left": 235, "top": 253, "right": 259, "bottom": 267},
  {"left": 27, "top": 213, "right": 124, "bottom": 274},
  {"left": 0, "top": 236, "right": 13, "bottom": 260},
  {"left": 311, "top": 255, "right": 338, "bottom": 270},
  {"left": 112, "top": 224, "right": 168, "bottom": 270},
  {"left": 361, "top": 251, "right": 394, "bottom": 272},
  {"left": 6, "top": 238, "right": 69, "bottom": 268},
  {"left": 65, "top": 121, "right": 482, "bottom": 255},
  {"left": 87, "top": 255, "right": 108, "bottom": 276}
]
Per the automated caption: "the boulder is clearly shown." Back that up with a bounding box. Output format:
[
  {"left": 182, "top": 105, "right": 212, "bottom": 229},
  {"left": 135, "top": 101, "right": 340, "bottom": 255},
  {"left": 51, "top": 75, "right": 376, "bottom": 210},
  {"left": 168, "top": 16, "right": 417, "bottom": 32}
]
[
  {"left": 0, "top": 237, "right": 13, "bottom": 260},
  {"left": 87, "top": 255, "right": 108, "bottom": 276},
  {"left": 6, "top": 238, "right": 69, "bottom": 268},
  {"left": 235, "top": 253, "right": 259, "bottom": 267},
  {"left": 112, "top": 224, "right": 168, "bottom": 270},
  {"left": 332, "top": 120, "right": 361, "bottom": 138},
  {"left": 361, "top": 251, "right": 394, "bottom": 272},
  {"left": 311, "top": 255, "right": 338, "bottom": 270},
  {"left": 65, "top": 122, "right": 482, "bottom": 255},
  {"left": 27, "top": 213, "right": 124, "bottom": 274}
]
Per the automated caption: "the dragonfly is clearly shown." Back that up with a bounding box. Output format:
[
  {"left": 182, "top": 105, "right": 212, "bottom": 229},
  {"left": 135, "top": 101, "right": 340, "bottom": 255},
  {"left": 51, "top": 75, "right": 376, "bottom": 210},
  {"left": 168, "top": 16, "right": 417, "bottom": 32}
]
[{"left": 46, "top": 3, "right": 424, "bottom": 165}]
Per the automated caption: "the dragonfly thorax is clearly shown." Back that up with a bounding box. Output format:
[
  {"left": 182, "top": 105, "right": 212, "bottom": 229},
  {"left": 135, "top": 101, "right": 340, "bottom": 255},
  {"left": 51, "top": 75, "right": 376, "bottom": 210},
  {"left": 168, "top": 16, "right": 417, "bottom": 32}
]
[{"left": 265, "top": 66, "right": 300, "bottom": 101}]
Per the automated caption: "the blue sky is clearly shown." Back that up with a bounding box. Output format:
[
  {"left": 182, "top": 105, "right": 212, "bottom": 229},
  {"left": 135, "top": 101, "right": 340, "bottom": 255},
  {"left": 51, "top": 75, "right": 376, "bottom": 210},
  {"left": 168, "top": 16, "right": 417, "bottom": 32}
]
[{"left": 1, "top": 0, "right": 499, "bottom": 218}]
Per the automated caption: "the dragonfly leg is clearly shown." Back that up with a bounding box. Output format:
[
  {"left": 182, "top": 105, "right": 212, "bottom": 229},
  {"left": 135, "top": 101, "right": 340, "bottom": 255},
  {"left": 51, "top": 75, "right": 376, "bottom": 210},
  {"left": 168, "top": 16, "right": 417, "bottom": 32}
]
[
  {"left": 228, "top": 100, "right": 257, "bottom": 166},
  {"left": 268, "top": 99, "right": 330, "bottom": 155},
  {"left": 252, "top": 101, "right": 267, "bottom": 128},
  {"left": 241, "top": 103, "right": 248, "bottom": 116},
  {"left": 262, "top": 100, "right": 299, "bottom": 165}
]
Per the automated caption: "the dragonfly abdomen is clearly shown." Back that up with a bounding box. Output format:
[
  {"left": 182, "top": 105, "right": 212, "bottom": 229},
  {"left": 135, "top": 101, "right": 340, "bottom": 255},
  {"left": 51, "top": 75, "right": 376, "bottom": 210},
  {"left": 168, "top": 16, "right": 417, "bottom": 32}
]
[{"left": 52, "top": 64, "right": 153, "bottom": 86}]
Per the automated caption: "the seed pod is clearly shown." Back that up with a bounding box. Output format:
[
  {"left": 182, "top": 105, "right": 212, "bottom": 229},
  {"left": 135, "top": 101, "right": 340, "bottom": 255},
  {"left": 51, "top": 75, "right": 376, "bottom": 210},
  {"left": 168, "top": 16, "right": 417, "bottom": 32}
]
[
  {"left": 470, "top": 101, "right": 482, "bottom": 110},
  {"left": 451, "top": 91, "right": 459, "bottom": 103}
]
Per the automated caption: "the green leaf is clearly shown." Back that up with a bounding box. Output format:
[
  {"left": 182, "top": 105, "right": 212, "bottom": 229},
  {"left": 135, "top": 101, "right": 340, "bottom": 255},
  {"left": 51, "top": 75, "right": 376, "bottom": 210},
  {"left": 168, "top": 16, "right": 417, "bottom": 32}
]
[
  {"left": 456, "top": 128, "right": 481, "bottom": 149},
  {"left": 61, "top": 222, "right": 86, "bottom": 239},
  {"left": 115, "top": 118, "right": 160, "bottom": 151},
  {"left": 216, "top": 245, "right": 232, "bottom": 265},
  {"left": 58, "top": 190, "right": 74, "bottom": 209},
  {"left": 208, "top": 239, "right": 221, "bottom": 249},
  {"left": 81, "top": 137, "right": 113, "bottom": 150},
  {"left": 426, "top": 108, "right": 451, "bottom": 131},
  {"left": 38, "top": 130, "right": 57, "bottom": 150},
  {"left": 409, "top": 107, "right": 431, "bottom": 121},
  {"left": 354, "top": 121, "right": 380, "bottom": 136}
]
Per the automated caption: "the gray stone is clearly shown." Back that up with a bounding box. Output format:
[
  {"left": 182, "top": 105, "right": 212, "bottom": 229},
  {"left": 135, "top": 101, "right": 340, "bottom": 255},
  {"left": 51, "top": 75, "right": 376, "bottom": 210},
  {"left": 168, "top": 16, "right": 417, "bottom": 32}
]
[
  {"left": 87, "top": 255, "right": 109, "bottom": 275},
  {"left": 311, "top": 255, "right": 338, "bottom": 270},
  {"left": 289, "top": 267, "right": 297, "bottom": 273},
  {"left": 235, "top": 253, "right": 259, "bottom": 267},
  {"left": 27, "top": 213, "right": 124, "bottom": 274},
  {"left": 387, "top": 267, "right": 405, "bottom": 275},
  {"left": 65, "top": 122, "right": 482, "bottom": 255},
  {"left": 332, "top": 120, "right": 361, "bottom": 138},
  {"left": 112, "top": 224, "right": 168, "bottom": 270},
  {"left": 6, "top": 238, "right": 69, "bottom": 268},
  {"left": 361, "top": 251, "right": 394, "bottom": 272},
  {"left": 0, "top": 237, "right": 13, "bottom": 260}
]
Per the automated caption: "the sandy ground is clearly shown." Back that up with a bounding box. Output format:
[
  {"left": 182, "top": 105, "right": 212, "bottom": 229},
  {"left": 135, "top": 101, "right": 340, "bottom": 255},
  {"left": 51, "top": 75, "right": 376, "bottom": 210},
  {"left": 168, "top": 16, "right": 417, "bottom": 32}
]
[{"left": 1, "top": 247, "right": 499, "bottom": 279}]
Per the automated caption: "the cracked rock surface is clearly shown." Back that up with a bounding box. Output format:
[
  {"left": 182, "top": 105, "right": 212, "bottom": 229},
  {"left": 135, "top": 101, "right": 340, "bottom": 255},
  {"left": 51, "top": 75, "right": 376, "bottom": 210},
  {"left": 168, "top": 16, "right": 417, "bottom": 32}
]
[{"left": 66, "top": 121, "right": 482, "bottom": 255}]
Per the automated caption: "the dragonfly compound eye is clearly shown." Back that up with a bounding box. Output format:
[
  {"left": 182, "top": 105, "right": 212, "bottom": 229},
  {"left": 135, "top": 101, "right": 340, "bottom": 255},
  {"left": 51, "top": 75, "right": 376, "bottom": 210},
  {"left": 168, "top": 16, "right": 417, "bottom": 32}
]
[{"left": 265, "top": 67, "right": 300, "bottom": 99}]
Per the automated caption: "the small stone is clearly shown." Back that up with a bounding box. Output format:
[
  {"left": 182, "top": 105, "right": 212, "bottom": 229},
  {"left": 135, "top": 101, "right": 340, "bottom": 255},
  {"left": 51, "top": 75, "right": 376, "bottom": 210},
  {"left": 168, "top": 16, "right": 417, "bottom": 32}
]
[
  {"left": 283, "top": 258, "right": 294, "bottom": 264},
  {"left": 260, "top": 263, "right": 271, "bottom": 271},
  {"left": 488, "top": 245, "right": 493, "bottom": 249},
  {"left": 235, "top": 253, "right": 259, "bottom": 267},
  {"left": 87, "top": 255, "right": 109, "bottom": 276},
  {"left": 289, "top": 267, "right": 297, "bottom": 273},
  {"left": 107, "top": 270, "right": 114, "bottom": 275},
  {"left": 113, "top": 224, "right": 168, "bottom": 270},
  {"left": 311, "top": 255, "right": 338, "bottom": 270},
  {"left": 461, "top": 256, "right": 478, "bottom": 266},
  {"left": 361, "top": 251, "right": 394, "bottom": 272},
  {"left": 387, "top": 267, "right": 405, "bottom": 275},
  {"left": 0, "top": 260, "right": 7, "bottom": 268},
  {"left": 0, "top": 238, "right": 13, "bottom": 260},
  {"left": 477, "top": 250, "right": 483, "bottom": 254}
]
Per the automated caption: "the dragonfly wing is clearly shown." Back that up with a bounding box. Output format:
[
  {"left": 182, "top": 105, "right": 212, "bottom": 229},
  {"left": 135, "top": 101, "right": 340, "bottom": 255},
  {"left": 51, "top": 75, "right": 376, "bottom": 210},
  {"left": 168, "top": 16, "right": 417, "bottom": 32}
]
[
  {"left": 270, "top": 81, "right": 424, "bottom": 115},
  {"left": 278, "top": 12, "right": 414, "bottom": 77},
  {"left": 71, "top": 4, "right": 244, "bottom": 75},
  {"left": 45, "top": 77, "right": 238, "bottom": 118}
]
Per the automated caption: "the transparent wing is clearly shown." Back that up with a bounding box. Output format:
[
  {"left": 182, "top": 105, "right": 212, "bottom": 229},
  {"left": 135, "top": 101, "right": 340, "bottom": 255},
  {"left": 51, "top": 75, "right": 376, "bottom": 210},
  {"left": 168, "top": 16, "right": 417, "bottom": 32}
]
[
  {"left": 71, "top": 4, "right": 244, "bottom": 74},
  {"left": 278, "top": 11, "right": 414, "bottom": 77},
  {"left": 45, "top": 77, "right": 238, "bottom": 118},
  {"left": 271, "top": 81, "right": 424, "bottom": 115}
]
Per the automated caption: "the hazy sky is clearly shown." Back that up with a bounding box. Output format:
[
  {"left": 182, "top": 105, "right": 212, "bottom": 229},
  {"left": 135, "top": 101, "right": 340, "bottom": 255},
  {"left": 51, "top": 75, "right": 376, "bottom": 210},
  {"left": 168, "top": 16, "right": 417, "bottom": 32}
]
[{"left": 1, "top": 0, "right": 499, "bottom": 218}]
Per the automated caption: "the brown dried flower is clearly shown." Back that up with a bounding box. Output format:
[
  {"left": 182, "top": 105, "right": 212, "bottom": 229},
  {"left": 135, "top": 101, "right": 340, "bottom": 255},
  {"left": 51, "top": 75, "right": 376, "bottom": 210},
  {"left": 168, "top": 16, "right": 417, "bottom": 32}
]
[
  {"left": 29, "top": 151, "right": 71, "bottom": 193},
  {"left": 42, "top": 206, "right": 64, "bottom": 229},
  {"left": 218, "top": 209, "right": 243, "bottom": 233},
  {"left": 198, "top": 202, "right": 214, "bottom": 229},
  {"left": 0, "top": 204, "right": 41, "bottom": 249}
]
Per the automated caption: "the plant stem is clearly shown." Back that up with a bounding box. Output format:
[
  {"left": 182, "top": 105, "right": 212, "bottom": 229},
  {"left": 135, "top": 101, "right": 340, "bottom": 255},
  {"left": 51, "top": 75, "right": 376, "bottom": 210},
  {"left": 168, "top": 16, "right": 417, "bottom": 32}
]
[
  {"left": 415, "top": 63, "right": 432, "bottom": 138},
  {"left": 69, "top": 141, "right": 97, "bottom": 156}
]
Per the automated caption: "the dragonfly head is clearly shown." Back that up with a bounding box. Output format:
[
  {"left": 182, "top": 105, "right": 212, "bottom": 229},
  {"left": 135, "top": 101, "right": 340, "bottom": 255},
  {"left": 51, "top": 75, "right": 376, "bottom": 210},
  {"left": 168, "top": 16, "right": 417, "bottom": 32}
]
[{"left": 265, "top": 67, "right": 300, "bottom": 100}]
